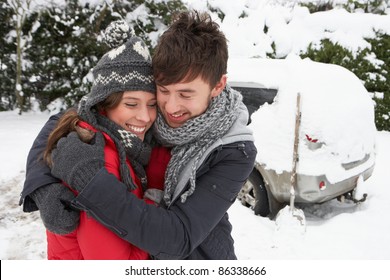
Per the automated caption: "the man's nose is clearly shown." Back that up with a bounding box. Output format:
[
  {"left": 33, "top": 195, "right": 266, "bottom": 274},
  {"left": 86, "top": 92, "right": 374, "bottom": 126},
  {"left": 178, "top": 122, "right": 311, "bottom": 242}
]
[{"left": 164, "top": 94, "right": 180, "bottom": 113}]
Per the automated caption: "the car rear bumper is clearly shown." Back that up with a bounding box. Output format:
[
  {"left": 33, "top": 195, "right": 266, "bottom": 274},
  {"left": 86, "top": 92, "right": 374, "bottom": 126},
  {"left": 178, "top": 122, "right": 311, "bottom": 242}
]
[{"left": 257, "top": 162, "right": 375, "bottom": 204}]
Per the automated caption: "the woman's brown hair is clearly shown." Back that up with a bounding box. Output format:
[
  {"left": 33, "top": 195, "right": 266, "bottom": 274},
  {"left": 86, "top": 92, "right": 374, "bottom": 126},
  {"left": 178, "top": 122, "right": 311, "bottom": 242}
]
[{"left": 43, "top": 92, "right": 124, "bottom": 166}]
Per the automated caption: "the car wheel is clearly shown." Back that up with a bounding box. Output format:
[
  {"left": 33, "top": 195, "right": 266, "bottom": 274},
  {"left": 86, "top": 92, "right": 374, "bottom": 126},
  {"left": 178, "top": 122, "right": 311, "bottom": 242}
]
[{"left": 239, "top": 169, "right": 270, "bottom": 217}]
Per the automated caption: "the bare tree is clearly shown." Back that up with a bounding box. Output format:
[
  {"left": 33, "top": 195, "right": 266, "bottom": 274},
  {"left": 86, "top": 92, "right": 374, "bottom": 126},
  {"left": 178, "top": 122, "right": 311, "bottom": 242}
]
[{"left": 7, "top": 0, "right": 34, "bottom": 113}]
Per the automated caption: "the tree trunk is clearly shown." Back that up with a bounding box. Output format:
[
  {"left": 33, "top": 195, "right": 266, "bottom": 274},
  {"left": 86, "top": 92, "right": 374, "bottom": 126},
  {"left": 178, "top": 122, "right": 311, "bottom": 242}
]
[
  {"left": 10, "top": 0, "right": 32, "bottom": 113},
  {"left": 15, "top": 25, "right": 24, "bottom": 113}
]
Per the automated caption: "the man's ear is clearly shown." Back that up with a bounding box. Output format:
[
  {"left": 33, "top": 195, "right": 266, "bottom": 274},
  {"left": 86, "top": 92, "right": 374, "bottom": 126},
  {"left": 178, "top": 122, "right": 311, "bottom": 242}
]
[{"left": 211, "top": 75, "right": 227, "bottom": 98}]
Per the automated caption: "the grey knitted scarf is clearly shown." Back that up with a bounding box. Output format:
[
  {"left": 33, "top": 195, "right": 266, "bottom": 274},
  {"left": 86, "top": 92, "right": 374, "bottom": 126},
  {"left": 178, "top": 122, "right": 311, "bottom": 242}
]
[{"left": 153, "top": 86, "right": 242, "bottom": 205}]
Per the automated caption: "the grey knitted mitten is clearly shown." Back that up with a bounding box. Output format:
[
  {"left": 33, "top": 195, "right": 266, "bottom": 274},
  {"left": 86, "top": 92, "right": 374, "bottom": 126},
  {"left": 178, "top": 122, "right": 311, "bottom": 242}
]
[
  {"left": 144, "top": 189, "right": 164, "bottom": 205},
  {"left": 51, "top": 131, "right": 105, "bottom": 193},
  {"left": 30, "top": 183, "right": 79, "bottom": 235}
]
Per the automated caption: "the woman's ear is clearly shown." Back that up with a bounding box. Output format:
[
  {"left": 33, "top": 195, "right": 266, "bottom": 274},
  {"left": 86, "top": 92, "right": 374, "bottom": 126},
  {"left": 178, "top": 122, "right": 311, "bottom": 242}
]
[{"left": 211, "top": 75, "right": 227, "bottom": 98}]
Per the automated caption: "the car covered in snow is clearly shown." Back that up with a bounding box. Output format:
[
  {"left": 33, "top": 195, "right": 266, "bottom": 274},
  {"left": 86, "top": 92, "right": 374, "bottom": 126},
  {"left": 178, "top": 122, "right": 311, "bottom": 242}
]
[{"left": 229, "top": 57, "right": 376, "bottom": 218}]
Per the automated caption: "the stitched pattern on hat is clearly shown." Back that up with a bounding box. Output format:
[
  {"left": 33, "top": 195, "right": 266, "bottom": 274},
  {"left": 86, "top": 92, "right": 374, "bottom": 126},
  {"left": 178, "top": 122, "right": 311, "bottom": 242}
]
[
  {"left": 94, "top": 71, "right": 154, "bottom": 86},
  {"left": 107, "top": 45, "right": 126, "bottom": 60},
  {"left": 117, "top": 129, "right": 137, "bottom": 148},
  {"left": 133, "top": 41, "right": 150, "bottom": 60}
]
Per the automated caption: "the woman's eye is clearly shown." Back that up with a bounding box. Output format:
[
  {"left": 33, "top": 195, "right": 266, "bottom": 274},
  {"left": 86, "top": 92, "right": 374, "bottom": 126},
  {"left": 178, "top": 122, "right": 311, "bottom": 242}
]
[{"left": 125, "top": 103, "right": 137, "bottom": 107}]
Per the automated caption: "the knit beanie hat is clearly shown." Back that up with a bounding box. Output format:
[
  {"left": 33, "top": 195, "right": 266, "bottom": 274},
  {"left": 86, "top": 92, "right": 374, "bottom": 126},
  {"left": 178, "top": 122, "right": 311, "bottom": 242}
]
[{"left": 79, "top": 20, "right": 156, "bottom": 117}]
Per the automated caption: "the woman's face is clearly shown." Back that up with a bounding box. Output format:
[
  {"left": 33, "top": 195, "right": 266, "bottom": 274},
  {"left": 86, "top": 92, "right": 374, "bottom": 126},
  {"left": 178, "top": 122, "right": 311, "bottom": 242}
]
[{"left": 105, "top": 91, "right": 157, "bottom": 141}]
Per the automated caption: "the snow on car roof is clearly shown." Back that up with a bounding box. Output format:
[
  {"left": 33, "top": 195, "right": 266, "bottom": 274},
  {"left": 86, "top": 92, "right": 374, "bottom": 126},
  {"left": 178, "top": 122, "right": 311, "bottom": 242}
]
[{"left": 228, "top": 57, "right": 376, "bottom": 182}]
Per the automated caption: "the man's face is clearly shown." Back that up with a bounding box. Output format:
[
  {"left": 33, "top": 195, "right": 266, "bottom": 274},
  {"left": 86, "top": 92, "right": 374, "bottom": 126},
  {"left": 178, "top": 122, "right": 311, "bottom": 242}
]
[{"left": 156, "top": 75, "right": 226, "bottom": 128}]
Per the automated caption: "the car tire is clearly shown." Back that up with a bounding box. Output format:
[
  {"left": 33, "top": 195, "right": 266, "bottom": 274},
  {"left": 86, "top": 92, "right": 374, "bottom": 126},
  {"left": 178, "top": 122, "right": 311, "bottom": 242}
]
[
  {"left": 239, "top": 169, "right": 270, "bottom": 217},
  {"left": 251, "top": 170, "right": 270, "bottom": 217}
]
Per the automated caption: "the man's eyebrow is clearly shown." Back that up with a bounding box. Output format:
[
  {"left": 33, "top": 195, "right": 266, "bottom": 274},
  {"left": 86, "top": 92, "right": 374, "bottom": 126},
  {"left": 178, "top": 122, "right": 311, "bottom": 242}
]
[
  {"left": 176, "top": 88, "right": 196, "bottom": 93},
  {"left": 156, "top": 84, "right": 167, "bottom": 90},
  {"left": 157, "top": 85, "right": 196, "bottom": 93}
]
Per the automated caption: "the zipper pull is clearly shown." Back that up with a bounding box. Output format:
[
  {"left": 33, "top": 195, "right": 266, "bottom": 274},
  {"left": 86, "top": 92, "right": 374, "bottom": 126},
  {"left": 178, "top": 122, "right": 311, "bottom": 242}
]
[{"left": 238, "top": 143, "right": 248, "bottom": 158}]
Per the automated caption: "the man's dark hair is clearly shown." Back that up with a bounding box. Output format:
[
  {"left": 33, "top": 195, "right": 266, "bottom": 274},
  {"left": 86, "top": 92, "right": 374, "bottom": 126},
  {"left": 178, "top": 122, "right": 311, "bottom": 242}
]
[{"left": 152, "top": 10, "right": 228, "bottom": 88}]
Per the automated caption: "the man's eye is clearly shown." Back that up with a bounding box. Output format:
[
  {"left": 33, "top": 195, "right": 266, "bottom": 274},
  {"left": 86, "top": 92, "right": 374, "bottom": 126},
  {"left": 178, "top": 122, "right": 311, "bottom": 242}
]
[
  {"left": 180, "top": 93, "right": 191, "bottom": 99},
  {"left": 158, "top": 89, "right": 169, "bottom": 94}
]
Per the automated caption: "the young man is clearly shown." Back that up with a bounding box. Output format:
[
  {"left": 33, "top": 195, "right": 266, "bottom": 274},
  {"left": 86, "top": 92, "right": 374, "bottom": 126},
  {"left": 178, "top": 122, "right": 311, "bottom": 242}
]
[{"left": 21, "top": 11, "right": 257, "bottom": 259}]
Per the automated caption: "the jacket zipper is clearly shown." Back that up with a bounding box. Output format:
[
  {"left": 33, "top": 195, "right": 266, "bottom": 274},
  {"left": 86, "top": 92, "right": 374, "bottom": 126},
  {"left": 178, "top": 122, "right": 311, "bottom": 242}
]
[{"left": 168, "top": 141, "right": 250, "bottom": 207}]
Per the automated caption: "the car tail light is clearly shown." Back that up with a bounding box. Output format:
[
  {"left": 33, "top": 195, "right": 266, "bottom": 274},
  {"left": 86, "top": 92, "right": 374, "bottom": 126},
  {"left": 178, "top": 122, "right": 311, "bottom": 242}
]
[
  {"left": 319, "top": 181, "right": 326, "bottom": 191},
  {"left": 306, "top": 134, "right": 318, "bottom": 143},
  {"left": 306, "top": 134, "right": 323, "bottom": 150}
]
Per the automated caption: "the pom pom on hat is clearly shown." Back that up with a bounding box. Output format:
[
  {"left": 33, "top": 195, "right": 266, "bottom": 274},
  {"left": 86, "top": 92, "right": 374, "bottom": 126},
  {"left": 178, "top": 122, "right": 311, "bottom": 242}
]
[{"left": 102, "top": 20, "right": 135, "bottom": 49}]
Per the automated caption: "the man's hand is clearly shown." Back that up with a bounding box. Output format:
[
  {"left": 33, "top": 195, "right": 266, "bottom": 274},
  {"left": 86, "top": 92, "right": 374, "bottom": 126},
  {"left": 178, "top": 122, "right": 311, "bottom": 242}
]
[
  {"left": 30, "top": 183, "right": 79, "bottom": 235},
  {"left": 51, "top": 131, "right": 106, "bottom": 193}
]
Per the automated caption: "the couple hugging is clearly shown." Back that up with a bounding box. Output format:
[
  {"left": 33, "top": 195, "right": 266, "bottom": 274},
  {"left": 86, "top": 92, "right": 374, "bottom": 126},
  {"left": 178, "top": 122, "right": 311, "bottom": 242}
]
[{"left": 20, "top": 10, "right": 256, "bottom": 260}]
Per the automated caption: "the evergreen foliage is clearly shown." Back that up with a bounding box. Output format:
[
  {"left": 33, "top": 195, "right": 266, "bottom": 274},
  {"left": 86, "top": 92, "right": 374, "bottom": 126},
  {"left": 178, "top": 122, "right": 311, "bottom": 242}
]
[
  {"left": 299, "top": 0, "right": 334, "bottom": 13},
  {"left": 367, "top": 33, "right": 390, "bottom": 131},
  {"left": 23, "top": 0, "right": 110, "bottom": 110},
  {"left": 0, "top": 0, "right": 16, "bottom": 111},
  {"left": 300, "top": 0, "right": 389, "bottom": 14},
  {"left": 344, "top": 0, "right": 389, "bottom": 14},
  {"left": 133, "top": 0, "right": 187, "bottom": 49},
  {"left": 3, "top": 0, "right": 186, "bottom": 111}
]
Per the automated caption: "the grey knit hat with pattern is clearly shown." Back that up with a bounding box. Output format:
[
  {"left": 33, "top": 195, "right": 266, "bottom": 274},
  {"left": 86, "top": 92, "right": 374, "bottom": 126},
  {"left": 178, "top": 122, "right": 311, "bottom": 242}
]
[{"left": 80, "top": 20, "right": 155, "bottom": 115}]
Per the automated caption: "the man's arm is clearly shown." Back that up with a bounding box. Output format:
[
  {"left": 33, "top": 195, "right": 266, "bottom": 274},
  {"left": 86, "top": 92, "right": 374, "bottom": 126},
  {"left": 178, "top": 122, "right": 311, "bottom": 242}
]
[
  {"left": 20, "top": 112, "right": 81, "bottom": 235},
  {"left": 68, "top": 141, "right": 256, "bottom": 259},
  {"left": 20, "top": 113, "right": 63, "bottom": 212}
]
